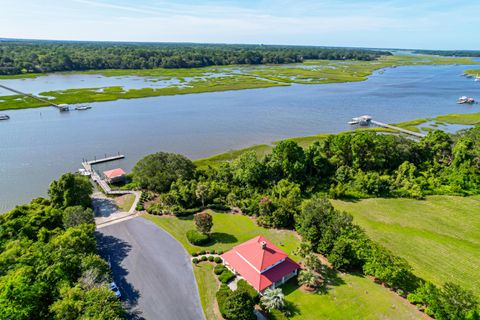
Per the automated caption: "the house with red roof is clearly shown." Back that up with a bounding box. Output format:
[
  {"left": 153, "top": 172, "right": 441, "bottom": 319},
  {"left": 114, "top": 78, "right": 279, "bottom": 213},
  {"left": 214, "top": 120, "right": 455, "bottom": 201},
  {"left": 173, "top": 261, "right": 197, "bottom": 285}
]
[
  {"left": 103, "top": 168, "right": 126, "bottom": 183},
  {"left": 221, "top": 235, "right": 300, "bottom": 293}
]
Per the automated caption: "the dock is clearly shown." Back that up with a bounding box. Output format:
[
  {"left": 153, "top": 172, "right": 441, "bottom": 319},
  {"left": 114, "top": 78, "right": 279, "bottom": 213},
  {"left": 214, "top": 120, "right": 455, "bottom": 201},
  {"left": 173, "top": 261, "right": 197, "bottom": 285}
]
[
  {"left": 81, "top": 154, "right": 128, "bottom": 195},
  {"left": 349, "top": 115, "right": 426, "bottom": 139},
  {"left": 0, "top": 83, "right": 69, "bottom": 111},
  {"left": 370, "top": 120, "right": 426, "bottom": 138}
]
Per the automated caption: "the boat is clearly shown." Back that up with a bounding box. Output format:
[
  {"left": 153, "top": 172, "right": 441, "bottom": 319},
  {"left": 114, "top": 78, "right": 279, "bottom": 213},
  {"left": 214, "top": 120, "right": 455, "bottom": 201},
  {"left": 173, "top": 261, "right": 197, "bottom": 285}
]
[
  {"left": 475, "top": 75, "right": 480, "bottom": 82},
  {"left": 57, "top": 104, "right": 70, "bottom": 111},
  {"left": 75, "top": 105, "right": 92, "bottom": 111},
  {"left": 0, "top": 114, "right": 10, "bottom": 120},
  {"left": 457, "top": 96, "right": 475, "bottom": 104},
  {"left": 348, "top": 115, "right": 372, "bottom": 126}
]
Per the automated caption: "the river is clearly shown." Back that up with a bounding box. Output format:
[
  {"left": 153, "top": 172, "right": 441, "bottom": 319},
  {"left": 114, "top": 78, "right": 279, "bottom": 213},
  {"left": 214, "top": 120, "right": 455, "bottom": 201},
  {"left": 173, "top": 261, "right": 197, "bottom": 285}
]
[{"left": 1, "top": 63, "right": 479, "bottom": 212}]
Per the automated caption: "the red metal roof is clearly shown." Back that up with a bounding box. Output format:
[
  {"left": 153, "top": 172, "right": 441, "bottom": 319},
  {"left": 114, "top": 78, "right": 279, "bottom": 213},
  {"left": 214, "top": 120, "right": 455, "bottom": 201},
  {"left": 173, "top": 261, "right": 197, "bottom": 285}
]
[
  {"left": 233, "top": 235, "right": 288, "bottom": 271},
  {"left": 221, "top": 236, "right": 300, "bottom": 291},
  {"left": 103, "top": 168, "right": 126, "bottom": 179}
]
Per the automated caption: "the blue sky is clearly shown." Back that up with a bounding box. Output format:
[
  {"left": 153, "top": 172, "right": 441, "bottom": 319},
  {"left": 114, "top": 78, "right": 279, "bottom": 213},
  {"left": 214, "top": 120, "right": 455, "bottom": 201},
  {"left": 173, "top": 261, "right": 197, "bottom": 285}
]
[{"left": 1, "top": 0, "right": 479, "bottom": 49}]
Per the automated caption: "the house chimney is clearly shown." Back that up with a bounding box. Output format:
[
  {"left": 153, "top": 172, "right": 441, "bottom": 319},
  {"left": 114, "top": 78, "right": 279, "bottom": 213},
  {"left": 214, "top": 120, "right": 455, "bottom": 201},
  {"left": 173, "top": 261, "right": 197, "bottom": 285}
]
[{"left": 260, "top": 241, "right": 267, "bottom": 249}]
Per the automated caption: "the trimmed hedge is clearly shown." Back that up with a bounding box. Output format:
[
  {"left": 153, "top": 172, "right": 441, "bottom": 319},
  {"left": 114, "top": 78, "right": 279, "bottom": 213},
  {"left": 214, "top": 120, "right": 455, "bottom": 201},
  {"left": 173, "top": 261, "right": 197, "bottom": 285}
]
[
  {"left": 218, "top": 269, "right": 235, "bottom": 284},
  {"left": 216, "top": 284, "right": 233, "bottom": 318},
  {"left": 214, "top": 257, "right": 222, "bottom": 264},
  {"left": 237, "top": 279, "right": 258, "bottom": 303},
  {"left": 192, "top": 258, "right": 199, "bottom": 264},
  {"left": 214, "top": 264, "right": 226, "bottom": 275},
  {"left": 186, "top": 229, "right": 210, "bottom": 245},
  {"left": 208, "top": 256, "right": 214, "bottom": 262}
]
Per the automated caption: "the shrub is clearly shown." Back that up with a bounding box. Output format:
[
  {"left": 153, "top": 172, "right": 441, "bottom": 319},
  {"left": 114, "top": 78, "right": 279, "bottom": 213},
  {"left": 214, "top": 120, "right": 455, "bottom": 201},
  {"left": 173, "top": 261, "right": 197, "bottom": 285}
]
[
  {"left": 146, "top": 203, "right": 163, "bottom": 215},
  {"left": 199, "top": 250, "right": 206, "bottom": 255},
  {"left": 217, "top": 250, "right": 224, "bottom": 255},
  {"left": 210, "top": 249, "right": 216, "bottom": 254},
  {"left": 186, "top": 229, "right": 210, "bottom": 245},
  {"left": 268, "top": 309, "right": 288, "bottom": 320},
  {"left": 201, "top": 256, "right": 207, "bottom": 261},
  {"left": 214, "top": 264, "right": 226, "bottom": 275},
  {"left": 192, "top": 258, "right": 198, "bottom": 264},
  {"left": 218, "top": 269, "right": 235, "bottom": 284},
  {"left": 237, "top": 279, "right": 258, "bottom": 303},
  {"left": 208, "top": 256, "right": 214, "bottom": 262},
  {"left": 214, "top": 257, "right": 222, "bottom": 264},
  {"left": 216, "top": 284, "right": 233, "bottom": 318},
  {"left": 192, "top": 252, "right": 198, "bottom": 257}
]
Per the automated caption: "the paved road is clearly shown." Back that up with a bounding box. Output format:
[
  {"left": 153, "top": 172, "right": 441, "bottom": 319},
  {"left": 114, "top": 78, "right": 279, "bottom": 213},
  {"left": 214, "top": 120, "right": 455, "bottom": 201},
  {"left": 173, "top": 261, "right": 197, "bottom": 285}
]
[{"left": 96, "top": 217, "right": 205, "bottom": 320}]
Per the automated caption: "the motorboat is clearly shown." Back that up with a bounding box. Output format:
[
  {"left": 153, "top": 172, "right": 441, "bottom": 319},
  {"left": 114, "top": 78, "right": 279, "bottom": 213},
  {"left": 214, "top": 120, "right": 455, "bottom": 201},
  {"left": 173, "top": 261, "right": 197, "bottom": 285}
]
[
  {"left": 348, "top": 115, "right": 372, "bottom": 126},
  {"left": 0, "top": 114, "right": 10, "bottom": 120},
  {"left": 457, "top": 96, "right": 475, "bottom": 104},
  {"left": 75, "top": 105, "right": 92, "bottom": 111}
]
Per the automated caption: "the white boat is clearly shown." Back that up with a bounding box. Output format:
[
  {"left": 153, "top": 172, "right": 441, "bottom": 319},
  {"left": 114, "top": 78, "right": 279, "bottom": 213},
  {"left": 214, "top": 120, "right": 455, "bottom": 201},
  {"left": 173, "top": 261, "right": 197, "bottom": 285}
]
[
  {"left": 457, "top": 96, "right": 475, "bottom": 104},
  {"left": 348, "top": 115, "right": 372, "bottom": 126},
  {"left": 0, "top": 114, "right": 10, "bottom": 120},
  {"left": 75, "top": 105, "right": 92, "bottom": 111}
]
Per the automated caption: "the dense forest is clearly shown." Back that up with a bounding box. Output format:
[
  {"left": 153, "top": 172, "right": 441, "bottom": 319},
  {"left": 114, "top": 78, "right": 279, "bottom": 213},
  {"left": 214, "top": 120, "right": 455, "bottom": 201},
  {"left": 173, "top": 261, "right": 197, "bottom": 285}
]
[
  {"left": 0, "top": 39, "right": 391, "bottom": 75},
  {"left": 414, "top": 49, "right": 480, "bottom": 57},
  {"left": 0, "top": 174, "right": 125, "bottom": 320},
  {"left": 132, "top": 126, "right": 480, "bottom": 319}
]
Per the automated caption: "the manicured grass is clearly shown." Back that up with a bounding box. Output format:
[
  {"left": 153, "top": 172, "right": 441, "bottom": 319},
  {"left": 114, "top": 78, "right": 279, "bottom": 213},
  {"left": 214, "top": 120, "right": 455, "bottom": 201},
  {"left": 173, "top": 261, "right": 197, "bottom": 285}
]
[
  {"left": 193, "top": 262, "right": 221, "bottom": 320},
  {"left": 144, "top": 212, "right": 423, "bottom": 319},
  {"left": 283, "top": 276, "right": 421, "bottom": 320},
  {"left": 115, "top": 193, "right": 136, "bottom": 212},
  {"left": 332, "top": 196, "right": 480, "bottom": 296},
  {"left": 143, "top": 211, "right": 301, "bottom": 260}
]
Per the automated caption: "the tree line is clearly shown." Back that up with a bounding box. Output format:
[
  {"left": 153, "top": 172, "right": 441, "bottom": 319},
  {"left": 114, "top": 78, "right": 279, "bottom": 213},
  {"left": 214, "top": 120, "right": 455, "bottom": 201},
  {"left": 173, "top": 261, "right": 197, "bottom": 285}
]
[
  {"left": 0, "top": 39, "right": 391, "bottom": 75},
  {"left": 0, "top": 173, "right": 125, "bottom": 319},
  {"left": 414, "top": 49, "right": 480, "bottom": 57},
  {"left": 132, "top": 126, "right": 480, "bottom": 319}
]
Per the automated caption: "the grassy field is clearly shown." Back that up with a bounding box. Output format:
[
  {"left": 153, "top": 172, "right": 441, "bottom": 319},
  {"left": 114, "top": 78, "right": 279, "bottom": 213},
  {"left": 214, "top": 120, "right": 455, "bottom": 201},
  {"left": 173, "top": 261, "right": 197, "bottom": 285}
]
[
  {"left": 143, "top": 211, "right": 301, "bottom": 259},
  {"left": 332, "top": 196, "right": 480, "bottom": 296},
  {"left": 143, "top": 211, "right": 422, "bottom": 320},
  {"left": 193, "top": 262, "right": 221, "bottom": 320},
  {"left": 1, "top": 55, "right": 478, "bottom": 111},
  {"left": 283, "top": 276, "right": 421, "bottom": 320}
]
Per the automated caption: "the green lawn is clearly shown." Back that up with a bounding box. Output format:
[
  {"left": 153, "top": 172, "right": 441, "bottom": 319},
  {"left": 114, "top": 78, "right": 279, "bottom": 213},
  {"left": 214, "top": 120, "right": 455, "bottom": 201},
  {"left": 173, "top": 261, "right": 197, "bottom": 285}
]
[
  {"left": 284, "top": 275, "right": 421, "bottom": 320},
  {"left": 143, "top": 212, "right": 423, "bottom": 319},
  {"left": 193, "top": 262, "right": 221, "bottom": 320},
  {"left": 115, "top": 193, "right": 136, "bottom": 212},
  {"left": 332, "top": 196, "right": 480, "bottom": 296},
  {"left": 143, "top": 212, "right": 301, "bottom": 260}
]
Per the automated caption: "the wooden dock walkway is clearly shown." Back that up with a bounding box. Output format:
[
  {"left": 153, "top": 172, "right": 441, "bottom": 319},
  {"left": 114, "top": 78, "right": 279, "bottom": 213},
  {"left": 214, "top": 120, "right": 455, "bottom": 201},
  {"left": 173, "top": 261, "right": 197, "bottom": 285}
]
[
  {"left": 370, "top": 120, "right": 426, "bottom": 138},
  {"left": 81, "top": 154, "right": 127, "bottom": 195},
  {"left": 0, "top": 83, "right": 69, "bottom": 111}
]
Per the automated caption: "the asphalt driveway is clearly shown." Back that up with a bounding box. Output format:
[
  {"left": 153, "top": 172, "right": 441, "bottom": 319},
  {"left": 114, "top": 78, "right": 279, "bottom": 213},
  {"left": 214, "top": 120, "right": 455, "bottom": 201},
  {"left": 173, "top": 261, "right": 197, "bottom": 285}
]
[{"left": 96, "top": 217, "right": 205, "bottom": 320}]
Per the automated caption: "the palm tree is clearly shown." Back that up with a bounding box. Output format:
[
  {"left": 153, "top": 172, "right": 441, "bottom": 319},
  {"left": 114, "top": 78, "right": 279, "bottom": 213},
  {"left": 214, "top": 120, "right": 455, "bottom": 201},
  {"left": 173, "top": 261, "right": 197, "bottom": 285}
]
[
  {"left": 298, "top": 270, "right": 319, "bottom": 289},
  {"left": 261, "top": 287, "right": 285, "bottom": 311}
]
